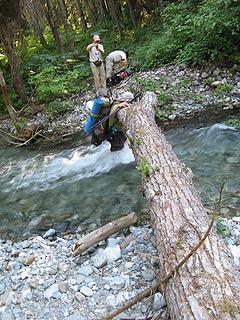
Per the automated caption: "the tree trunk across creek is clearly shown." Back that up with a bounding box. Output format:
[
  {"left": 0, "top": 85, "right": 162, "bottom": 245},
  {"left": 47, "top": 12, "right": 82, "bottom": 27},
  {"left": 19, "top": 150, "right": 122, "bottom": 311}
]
[{"left": 117, "top": 92, "right": 240, "bottom": 319}]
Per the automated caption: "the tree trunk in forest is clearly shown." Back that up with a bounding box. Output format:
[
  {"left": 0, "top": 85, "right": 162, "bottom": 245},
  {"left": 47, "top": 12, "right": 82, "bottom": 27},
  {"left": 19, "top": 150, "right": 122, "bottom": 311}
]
[
  {"left": 0, "top": 69, "right": 17, "bottom": 125},
  {"left": 0, "top": 24, "right": 28, "bottom": 103},
  {"left": 75, "top": 0, "right": 87, "bottom": 31},
  {"left": 97, "top": 0, "right": 109, "bottom": 21},
  {"left": 59, "top": 0, "right": 74, "bottom": 50},
  {"left": 127, "top": 0, "right": 136, "bottom": 27},
  {"left": 45, "top": 0, "right": 64, "bottom": 53},
  {"left": 117, "top": 92, "right": 240, "bottom": 319},
  {"left": 27, "top": 0, "right": 48, "bottom": 47},
  {"left": 82, "top": 0, "right": 97, "bottom": 27},
  {"left": 107, "top": 0, "right": 124, "bottom": 36}
]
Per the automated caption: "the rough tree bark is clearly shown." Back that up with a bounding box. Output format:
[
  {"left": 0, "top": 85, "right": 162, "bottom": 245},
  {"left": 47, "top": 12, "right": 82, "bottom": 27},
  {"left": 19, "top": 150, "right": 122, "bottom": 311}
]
[
  {"left": 0, "top": 22, "right": 28, "bottom": 103},
  {"left": 117, "top": 92, "right": 240, "bottom": 319},
  {"left": 45, "top": 0, "right": 64, "bottom": 53},
  {"left": 59, "top": 0, "right": 74, "bottom": 50},
  {"left": 0, "top": 68, "right": 17, "bottom": 125}
]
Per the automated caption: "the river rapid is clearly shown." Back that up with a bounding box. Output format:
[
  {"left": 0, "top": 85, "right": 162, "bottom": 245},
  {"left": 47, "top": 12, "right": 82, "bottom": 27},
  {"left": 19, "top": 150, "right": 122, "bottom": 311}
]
[{"left": 0, "top": 121, "right": 240, "bottom": 240}]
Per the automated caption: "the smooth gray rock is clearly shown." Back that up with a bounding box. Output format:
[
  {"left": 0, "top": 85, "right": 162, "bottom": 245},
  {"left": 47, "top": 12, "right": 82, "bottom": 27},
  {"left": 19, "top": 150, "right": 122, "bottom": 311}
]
[
  {"left": 152, "top": 292, "right": 166, "bottom": 310},
  {"left": 92, "top": 249, "right": 107, "bottom": 269},
  {"left": 78, "top": 265, "right": 93, "bottom": 276},
  {"left": 104, "top": 245, "right": 121, "bottom": 263},
  {"left": 44, "top": 284, "right": 60, "bottom": 299},
  {"left": 142, "top": 270, "right": 156, "bottom": 282},
  {"left": 43, "top": 229, "right": 56, "bottom": 238},
  {"left": 80, "top": 286, "right": 93, "bottom": 297}
]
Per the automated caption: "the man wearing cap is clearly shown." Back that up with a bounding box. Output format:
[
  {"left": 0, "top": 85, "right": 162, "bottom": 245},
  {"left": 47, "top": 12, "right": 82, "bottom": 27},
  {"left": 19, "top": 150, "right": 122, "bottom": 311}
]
[
  {"left": 86, "top": 35, "right": 107, "bottom": 96},
  {"left": 105, "top": 50, "right": 128, "bottom": 80}
]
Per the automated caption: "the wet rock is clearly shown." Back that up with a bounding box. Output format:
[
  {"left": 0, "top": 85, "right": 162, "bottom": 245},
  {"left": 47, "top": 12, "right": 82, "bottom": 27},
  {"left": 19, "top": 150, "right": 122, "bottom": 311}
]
[{"left": 43, "top": 228, "right": 56, "bottom": 238}]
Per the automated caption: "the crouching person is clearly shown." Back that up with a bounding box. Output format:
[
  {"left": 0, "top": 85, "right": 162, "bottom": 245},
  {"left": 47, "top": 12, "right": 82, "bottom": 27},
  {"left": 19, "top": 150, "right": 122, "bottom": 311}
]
[{"left": 106, "top": 91, "right": 134, "bottom": 152}]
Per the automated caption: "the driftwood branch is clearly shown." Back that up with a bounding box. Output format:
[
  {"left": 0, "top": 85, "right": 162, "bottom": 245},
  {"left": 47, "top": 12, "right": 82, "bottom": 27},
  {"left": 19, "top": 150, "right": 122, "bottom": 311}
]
[{"left": 72, "top": 212, "right": 137, "bottom": 257}]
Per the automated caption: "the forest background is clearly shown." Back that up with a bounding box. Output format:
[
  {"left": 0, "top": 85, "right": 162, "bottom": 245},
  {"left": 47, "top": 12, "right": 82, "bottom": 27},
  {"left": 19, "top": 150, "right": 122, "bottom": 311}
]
[{"left": 0, "top": 0, "right": 239, "bottom": 119}]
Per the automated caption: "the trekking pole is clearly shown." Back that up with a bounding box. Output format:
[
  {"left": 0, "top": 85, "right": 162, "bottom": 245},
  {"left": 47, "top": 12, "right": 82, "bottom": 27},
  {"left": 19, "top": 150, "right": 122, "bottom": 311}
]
[{"left": 86, "top": 92, "right": 141, "bottom": 134}]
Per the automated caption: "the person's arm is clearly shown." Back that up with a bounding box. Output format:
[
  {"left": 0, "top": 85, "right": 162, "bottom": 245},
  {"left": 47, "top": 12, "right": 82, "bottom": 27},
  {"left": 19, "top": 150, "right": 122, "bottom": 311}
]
[
  {"left": 97, "top": 44, "right": 104, "bottom": 54},
  {"left": 86, "top": 43, "right": 94, "bottom": 52},
  {"left": 109, "top": 102, "right": 129, "bottom": 115}
]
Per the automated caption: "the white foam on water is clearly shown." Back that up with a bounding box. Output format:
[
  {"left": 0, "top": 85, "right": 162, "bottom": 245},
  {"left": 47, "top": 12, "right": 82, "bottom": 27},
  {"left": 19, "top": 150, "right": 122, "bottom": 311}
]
[{"left": 4, "top": 141, "right": 135, "bottom": 192}]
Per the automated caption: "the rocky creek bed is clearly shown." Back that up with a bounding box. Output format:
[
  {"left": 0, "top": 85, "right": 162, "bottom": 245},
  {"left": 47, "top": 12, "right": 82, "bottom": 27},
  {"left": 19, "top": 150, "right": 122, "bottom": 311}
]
[
  {"left": 0, "top": 218, "right": 240, "bottom": 320},
  {"left": 0, "top": 64, "right": 240, "bottom": 319}
]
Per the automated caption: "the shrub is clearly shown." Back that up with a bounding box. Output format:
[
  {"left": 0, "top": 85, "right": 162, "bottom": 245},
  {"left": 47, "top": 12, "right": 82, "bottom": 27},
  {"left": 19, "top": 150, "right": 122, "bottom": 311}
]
[{"left": 43, "top": 100, "right": 72, "bottom": 118}]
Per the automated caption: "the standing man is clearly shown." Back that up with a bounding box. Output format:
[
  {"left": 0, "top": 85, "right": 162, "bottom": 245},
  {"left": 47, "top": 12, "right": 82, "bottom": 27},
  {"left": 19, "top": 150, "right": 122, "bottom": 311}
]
[
  {"left": 105, "top": 50, "right": 128, "bottom": 80},
  {"left": 86, "top": 35, "right": 107, "bottom": 96}
]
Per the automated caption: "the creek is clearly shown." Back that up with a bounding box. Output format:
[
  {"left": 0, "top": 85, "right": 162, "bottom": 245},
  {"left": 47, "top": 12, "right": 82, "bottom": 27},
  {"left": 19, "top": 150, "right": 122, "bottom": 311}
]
[{"left": 0, "top": 122, "right": 240, "bottom": 240}]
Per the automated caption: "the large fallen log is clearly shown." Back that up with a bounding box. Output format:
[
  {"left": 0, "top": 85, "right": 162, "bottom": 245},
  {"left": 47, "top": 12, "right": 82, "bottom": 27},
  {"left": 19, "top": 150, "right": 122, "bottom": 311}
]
[
  {"left": 117, "top": 92, "right": 240, "bottom": 319},
  {"left": 72, "top": 212, "right": 137, "bottom": 256}
]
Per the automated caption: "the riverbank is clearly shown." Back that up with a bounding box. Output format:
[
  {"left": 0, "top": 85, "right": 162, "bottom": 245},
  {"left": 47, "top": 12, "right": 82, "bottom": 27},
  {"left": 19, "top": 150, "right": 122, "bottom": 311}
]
[
  {"left": 0, "top": 216, "right": 240, "bottom": 320},
  {"left": 0, "top": 64, "right": 240, "bottom": 145}
]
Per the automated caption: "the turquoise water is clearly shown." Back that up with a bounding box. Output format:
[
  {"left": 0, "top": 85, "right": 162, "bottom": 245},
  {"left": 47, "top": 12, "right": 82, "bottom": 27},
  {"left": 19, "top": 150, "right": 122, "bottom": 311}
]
[{"left": 0, "top": 122, "right": 239, "bottom": 239}]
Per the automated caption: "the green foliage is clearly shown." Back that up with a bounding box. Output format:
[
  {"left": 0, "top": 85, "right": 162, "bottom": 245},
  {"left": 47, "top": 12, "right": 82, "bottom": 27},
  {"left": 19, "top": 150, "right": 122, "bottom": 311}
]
[
  {"left": 225, "top": 118, "right": 240, "bottom": 128},
  {"left": 136, "top": 156, "right": 151, "bottom": 177},
  {"left": 28, "top": 52, "right": 89, "bottom": 101},
  {"left": 134, "top": 137, "right": 142, "bottom": 145},
  {"left": 215, "top": 217, "right": 228, "bottom": 238},
  {"left": 43, "top": 100, "right": 72, "bottom": 118},
  {"left": 214, "top": 83, "right": 234, "bottom": 96},
  {"left": 134, "top": 0, "right": 240, "bottom": 67},
  {"left": 15, "top": 117, "right": 28, "bottom": 131}
]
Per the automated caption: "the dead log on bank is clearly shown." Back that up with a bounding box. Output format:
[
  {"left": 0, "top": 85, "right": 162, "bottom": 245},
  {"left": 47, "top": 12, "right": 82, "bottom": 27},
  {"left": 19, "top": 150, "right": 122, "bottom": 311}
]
[
  {"left": 116, "top": 92, "right": 240, "bottom": 319},
  {"left": 72, "top": 212, "right": 137, "bottom": 256}
]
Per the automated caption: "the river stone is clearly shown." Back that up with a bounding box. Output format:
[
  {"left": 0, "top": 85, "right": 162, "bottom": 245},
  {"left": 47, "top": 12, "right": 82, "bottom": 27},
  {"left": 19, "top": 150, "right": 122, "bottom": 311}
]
[
  {"left": 228, "top": 245, "right": 240, "bottom": 266},
  {"left": 142, "top": 270, "right": 156, "bottom": 282},
  {"left": 65, "top": 315, "right": 86, "bottom": 320},
  {"left": 92, "top": 249, "right": 107, "bottom": 268},
  {"left": 75, "top": 292, "right": 85, "bottom": 302},
  {"left": 201, "top": 72, "right": 208, "bottom": 78},
  {"left": 0, "top": 311, "right": 14, "bottom": 320},
  {"left": 107, "top": 238, "right": 119, "bottom": 247},
  {"left": 227, "top": 157, "right": 239, "bottom": 164},
  {"left": 22, "top": 255, "right": 36, "bottom": 266},
  {"left": 78, "top": 265, "right": 93, "bottom": 276},
  {"left": 43, "top": 228, "right": 56, "bottom": 238},
  {"left": 232, "top": 217, "right": 240, "bottom": 223},
  {"left": 109, "top": 276, "right": 126, "bottom": 289},
  {"left": 80, "top": 286, "right": 93, "bottom": 297},
  {"left": 44, "top": 284, "right": 60, "bottom": 299},
  {"left": 168, "top": 114, "right": 176, "bottom": 120},
  {"left": 211, "top": 80, "right": 221, "bottom": 87},
  {"left": 152, "top": 292, "right": 166, "bottom": 310},
  {"left": 59, "top": 282, "right": 69, "bottom": 293},
  {"left": 104, "top": 244, "right": 121, "bottom": 263},
  {"left": 0, "top": 283, "right": 6, "bottom": 295}
]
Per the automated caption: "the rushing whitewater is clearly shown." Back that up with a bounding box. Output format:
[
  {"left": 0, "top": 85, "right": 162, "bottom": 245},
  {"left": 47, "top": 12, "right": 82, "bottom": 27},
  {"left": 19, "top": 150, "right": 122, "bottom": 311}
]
[{"left": 2, "top": 141, "right": 135, "bottom": 193}]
